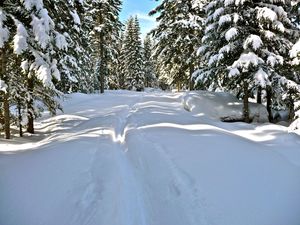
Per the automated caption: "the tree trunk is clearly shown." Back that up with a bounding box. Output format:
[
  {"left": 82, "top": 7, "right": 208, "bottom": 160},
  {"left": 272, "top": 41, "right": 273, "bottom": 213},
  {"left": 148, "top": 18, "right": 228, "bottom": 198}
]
[
  {"left": 266, "top": 86, "right": 273, "bottom": 122},
  {"left": 3, "top": 92, "right": 10, "bottom": 139},
  {"left": 27, "top": 77, "right": 34, "bottom": 134},
  {"left": 0, "top": 100, "right": 3, "bottom": 129},
  {"left": 100, "top": 74, "right": 105, "bottom": 93},
  {"left": 177, "top": 81, "right": 180, "bottom": 92},
  {"left": 189, "top": 64, "right": 195, "bottom": 91},
  {"left": 257, "top": 86, "right": 262, "bottom": 104},
  {"left": 243, "top": 82, "right": 250, "bottom": 123},
  {"left": 288, "top": 95, "right": 295, "bottom": 123},
  {"left": 0, "top": 47, "right": 10, "bottom": 139},
  {"left": 18, "top": 101, "right": 23, "bottom": 137},
  {"left": 98, "top": 14, "right": 105, "bottom": 94}
]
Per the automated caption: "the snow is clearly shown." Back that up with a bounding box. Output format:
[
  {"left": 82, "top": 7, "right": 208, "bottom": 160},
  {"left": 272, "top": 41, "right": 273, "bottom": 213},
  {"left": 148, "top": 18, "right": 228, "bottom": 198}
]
[
  {"left": 1, "top": 91, "right": 300, "bottom": 225},
  {"left": 274, "top": 20, "right": 285, "bottom": 33},
  {"left": 234, "top": 0, "right": 247, "bottom": 6},
  {"left": 232, "top": 13, "right": 239, "bottom": 23},
  {"left": 50, "top": 59, "right": 61, "bottom": 81},
  {"left": 21, "top": 60, "right": 29, "bottom": 72},
  {"left": 254, "top": 68, "right": 269, "bottom": 88},
  {"left": 23, "top": 0, "right": 43, "bottom": 11},
  {"left": 290, "top": 118, "right": 300, "bottom": 131},
  {"left": 257, "top": 7, "right": 277, "bottom": 22},
  {"left": 290, "top": 39, "right": 300, "bottom": 59},
  {"left": 208, "top": 54, "right": 219, "bottom": 66},
  {"left": 205, "top": 23, "right": 216, "bottom": 33},
  {"left": 231, "top": 52, "right": 264, "bottom": 71},
  {"left": 13, "top": 20, "right": 28, "bottom": 55},
  {"left": 219, "top": 44, "right": 231, "bottom": 54},
  {"left": 267, "top": 54, "right": 283, "bottom": 67},
  {"left": 31, "top": 9, "right": 54, "bottom": 49},
  {"left": 213, "top": 7, "right": 224, "bottom": 20},
  {"left": 219, "top": 14, "right": 231, "bottom": 26},
  {"left": 0, "top": 9, "right": 9, "bottom": 48},
  {"left": 243, "top": 34, "right": 263, "bottom": 51},
  {"left": 264, "top": 30, "right": 275, "bottom": 40},
  {"left": 54, "top": 32, "right": 68, "bottom": 50},
  {"left": 229, "top": 67, "right": 240, "bottom": 77},
  {"left": 224, "top": 0, "right": 235, "bottom": 7},
  {"left": 70, "top": 11, "right": 81, "bottom": 25},
  {"left": 225, "top": 27, "right": 238, "bottom": 41},
  {"left": 183, "top": 91, "right": 269, "bottom": 122},
  {"left": 0, "top": 79, "right": 7, "bottom": 92}
]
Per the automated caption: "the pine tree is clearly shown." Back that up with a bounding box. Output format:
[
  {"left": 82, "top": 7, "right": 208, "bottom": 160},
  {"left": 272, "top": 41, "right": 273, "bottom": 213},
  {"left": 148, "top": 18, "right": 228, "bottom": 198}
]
[
  {"left": 90, "top": 0, "right": 122, "bottom": 94},
  {"left": 288, "top": 1, "right": 300, "bottom": 129},
  {"left": 143, "top": 35, "right": 157, "bottom": 88},
  {"left": 121, "top": 16, "right": 145, "bottom": 91},
  {"left": 108, "top": 29, "right": 123, "bottom": 90},
  {"left": 150, "top": 0, "right": 205, "bottom": 90},
  {"left": 197, "top": 0, "right": 298, "bottom": 122},
  {"left": 0, "top": 0, "right": 63, "bottom": 138}
]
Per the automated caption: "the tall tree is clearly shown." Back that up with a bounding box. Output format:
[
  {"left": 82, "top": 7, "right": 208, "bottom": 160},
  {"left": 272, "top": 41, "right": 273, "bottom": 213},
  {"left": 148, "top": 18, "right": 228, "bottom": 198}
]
[
  {"left": 45, "top": 0, "right": 93, "bottom": 93},
  {"left": 143, "top": 35, "right": 157, "bottom": 88},
  {"left": 150, "top": 0, "right": 205, "bottom": 90},
  {"left": 0, "top": 0, "right": 63, "bottom": 137},
  {"left": 91, "top": 0, "right": 122, "bottom": 94},
  {"left": 120, "top": 16, "right": 145, "bottom": 91},
  {"left": 196, "top": 0, "right": 298, "bottom": 122}
]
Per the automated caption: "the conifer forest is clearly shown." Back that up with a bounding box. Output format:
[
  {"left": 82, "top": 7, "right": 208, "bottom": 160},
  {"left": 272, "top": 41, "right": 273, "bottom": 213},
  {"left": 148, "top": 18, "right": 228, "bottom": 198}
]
[{"left": 0, "top": 1, "right": 300, "bottom": 225}]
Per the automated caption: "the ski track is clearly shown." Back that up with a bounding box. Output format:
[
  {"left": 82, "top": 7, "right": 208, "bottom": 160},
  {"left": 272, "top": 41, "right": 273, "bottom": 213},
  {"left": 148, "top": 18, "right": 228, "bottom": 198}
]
[
  {"left": 69, "top": 92, "right": 210, "bottom": 225},
  {"left": 71, "top": 93, "right": 149, "bottom": 225},
  {"left": 122, "top": 94, "right": 212, "bottom": 225}
]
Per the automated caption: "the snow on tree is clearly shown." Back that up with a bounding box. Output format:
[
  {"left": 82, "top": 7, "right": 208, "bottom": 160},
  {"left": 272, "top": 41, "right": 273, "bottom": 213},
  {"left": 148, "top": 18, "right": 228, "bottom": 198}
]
[
  {"left": 288, "top": 1, "right": 300, "bottom": 129},
  {"left": 107, "top": 29, "right": 123, "bottom": 90},
  {"left": 0, "top": 0, "right": 64, "bottom": 138},
  {"left": 120, "top": 16, "right": 145, "bottom": 91},
  {"left": 150, "top": 0, "right": 205, "bottom": 90},
  {"left": 43, "top": 0, "right": 97, "bottom": 94},
  {"left": 143, "top": 35, "right": 157, "bottom": 88},
  {"left": 196, "top": 0, "right": 298, "bottom": 122},
  {"left": 90, "top": 0, "right": 122, "bottom": 93}
]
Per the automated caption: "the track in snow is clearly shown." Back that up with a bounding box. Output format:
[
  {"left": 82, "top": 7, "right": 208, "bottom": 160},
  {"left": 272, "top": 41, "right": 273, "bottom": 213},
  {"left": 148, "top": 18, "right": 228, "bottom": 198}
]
[{"left": 1, "top": 91, "right": 300, "bottom": 225}]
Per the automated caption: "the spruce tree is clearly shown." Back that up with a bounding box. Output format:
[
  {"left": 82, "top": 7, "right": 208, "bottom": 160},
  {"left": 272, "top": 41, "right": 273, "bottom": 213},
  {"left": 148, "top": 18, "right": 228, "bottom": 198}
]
[
  {"left": 150, "top": 0, "right": 205, "bottom": 90},
  {"left": 143, "top": 35, "right": 157, "bottom": 88},
  {"left": 90, "top": 0, "right": 122, "bottom": 94},
  {"left": 121, "top": 16, "right": 145, "bottom": 91},
  {"left": 0, "top": 0, "right": 63, "bottom": 137},
  {"left": 197, "top": 0, "right": 298, "bottom": 122},
  {"left": 288, "top": 1, "right": 300, "bottom": 129}
]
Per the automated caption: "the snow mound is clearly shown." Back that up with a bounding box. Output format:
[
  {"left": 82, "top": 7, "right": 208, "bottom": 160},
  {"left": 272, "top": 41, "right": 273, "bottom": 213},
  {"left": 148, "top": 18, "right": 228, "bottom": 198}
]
[
  {"left": 183, "top": 91, "right": 269, "bottom": 122},
  {"left": 289, "top": 118, "right": 300, "bottom": 131}
]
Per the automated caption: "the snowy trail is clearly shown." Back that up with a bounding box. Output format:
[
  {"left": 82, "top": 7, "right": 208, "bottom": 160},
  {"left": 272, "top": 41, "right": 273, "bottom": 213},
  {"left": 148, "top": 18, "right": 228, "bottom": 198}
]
[
  {"left": 1, "top": 91, "right": 300, "bottom": 225},
  {"left": 68, "top": 92, "right": 149, "bottom": 225}
]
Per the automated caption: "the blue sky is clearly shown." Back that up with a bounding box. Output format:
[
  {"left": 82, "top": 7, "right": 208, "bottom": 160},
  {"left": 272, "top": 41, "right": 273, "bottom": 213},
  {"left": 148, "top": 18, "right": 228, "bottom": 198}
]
[{"left": 120, "top": 0, "right": 160, "bottom": 38}]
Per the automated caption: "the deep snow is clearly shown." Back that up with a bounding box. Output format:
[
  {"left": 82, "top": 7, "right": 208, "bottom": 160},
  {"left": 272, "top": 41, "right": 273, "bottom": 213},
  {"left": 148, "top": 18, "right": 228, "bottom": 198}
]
[{"left": 0, "top": 90, "right": 300, "bottom": 225}]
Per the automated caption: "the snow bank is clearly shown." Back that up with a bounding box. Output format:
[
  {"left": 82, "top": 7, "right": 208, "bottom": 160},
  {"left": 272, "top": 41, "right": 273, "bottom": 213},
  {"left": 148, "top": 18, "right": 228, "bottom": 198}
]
[{"left": 183, "top": 91, "right": 269, "bottom": 122}]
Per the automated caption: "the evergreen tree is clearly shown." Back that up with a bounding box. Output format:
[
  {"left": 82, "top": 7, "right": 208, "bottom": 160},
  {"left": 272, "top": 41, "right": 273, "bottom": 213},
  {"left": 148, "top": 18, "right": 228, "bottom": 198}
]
[
  {"left": 0, "top": 0, "right": 63, "bottom": 138},
  {"left": 121, "top": 16, "right": 145, "bottom": 91},
  {"left": 90, "top": 0, "right": 122, "bottom": 93},
  {"left": 288, "top": 1, "right": 300, "bottom": 129},
  {"left": 45, "top": 0, "right": 94, "bottom": 93},
  {"left": 150, "top": 0, "right": 205, "bottom": 90},
  {"left": 197, "top": 0, "right": 298, "bottom": 122},
  {"left": 143, "top": 35, "right": 157, "bottom": 88},
  {"left": 108, "top": 29, "right": 123, "bottom": 90}
]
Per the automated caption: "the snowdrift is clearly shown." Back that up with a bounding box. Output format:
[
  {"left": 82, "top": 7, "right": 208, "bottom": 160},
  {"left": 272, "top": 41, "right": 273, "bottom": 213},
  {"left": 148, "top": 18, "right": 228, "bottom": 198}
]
[{"left": 183, "top": 91, "right": 269, "bottom": 123}]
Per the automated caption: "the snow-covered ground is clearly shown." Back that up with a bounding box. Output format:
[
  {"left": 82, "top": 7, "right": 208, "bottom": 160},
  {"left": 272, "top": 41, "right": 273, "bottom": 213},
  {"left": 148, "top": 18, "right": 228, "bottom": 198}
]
[{"left": 0, "top": 90, "right": 300, "bottom": 225}]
